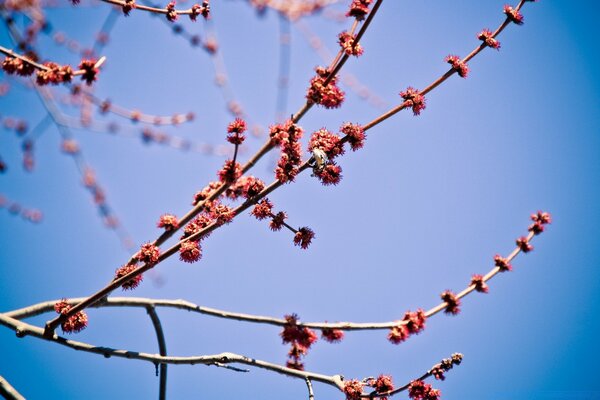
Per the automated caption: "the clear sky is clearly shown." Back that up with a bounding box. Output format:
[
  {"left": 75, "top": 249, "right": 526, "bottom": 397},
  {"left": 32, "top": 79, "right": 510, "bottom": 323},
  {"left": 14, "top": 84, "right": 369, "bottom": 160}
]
[{"left": 1, "top": 1, "right": 599, "bottom": 399}]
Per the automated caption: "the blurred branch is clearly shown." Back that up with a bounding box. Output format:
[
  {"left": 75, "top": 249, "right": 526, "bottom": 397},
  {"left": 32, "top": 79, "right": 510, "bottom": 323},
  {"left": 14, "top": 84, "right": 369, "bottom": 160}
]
[{"left": 0, "top": 376, "right": 25, "bottom": 400}]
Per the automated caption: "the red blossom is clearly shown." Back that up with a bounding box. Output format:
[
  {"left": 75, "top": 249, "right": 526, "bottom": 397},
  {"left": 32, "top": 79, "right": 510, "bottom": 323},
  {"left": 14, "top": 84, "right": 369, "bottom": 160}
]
[
  {"left": 516, "top": 236, "right": 533, "bottom": 253},
  {"left": 338, "top": 31, "right": 363, "bottom": 57},
  {"left": 306, "top": 66, "right": 345, "bottom": 109},
  {"left": 314, "top": 163, "right": 342, "bottom": 186},
  {"left": 478, "top": 29, "right": 501, "bottom": 49},
  {"left": 192, "top": 181, "right": 220, "bottom": 205},
  {"left": 122, "top": 0, "right": 136, "bottom": 15},
  {"left": 343, "top": 379, "right": 364, "bottom": 400},
  {"left": 504, "top": 5, "right": 524, "bottom": 25},
  {"left": 182, "top": 214, "right": 212, "bottom": 239},
  {"left": 114, "top": 264, "right": 143, "bottom": 290},
  {"left": 494, "top": 254, "right": 512, "bottom": 272},
  {"left": 226, "top": 175, "right": 265, "bottom": 200},
  {"left": 54, "top": 299, "right": 88, "bottom": 333},
  {"left": 388, "top": 309, "right": 426, "bottom": 344},
  {"left": 445, "top": 55, "right": 469, "bottom": 78},
  {"left": 226, "top": 118, "right": 247, "bottom": 145},
  {"left": 166, "top": 1, "right": 178, "bottom": 21},
  {"left": 275, "top": 124, "right": 303, "bottom": 184},
  {"left": 179, "top": 240, "right": 202, "bottom": 263},
  {"left": 251, "top": 198, "right": 273, "bottom": 220},
  {"left": 346, "top": 0, "right": 372, "bottom": 20},
  {"left": 408, "top": 380, "right": 440, "bottom": 400},
  {"left": 211, "top": 203, "right": 235, "bottom": 225},
  {"left": 280, "top": 314, "right": 318, "bottom": 370},
  {"left": 308, "top": 128, "right": 344, "bottom": 159},
  {"left": 78, "top": 59, "right": 98, "bottom": 85},
  {"left": 370, "top": 375, "right": 394, "bottom": 400},
  {"left": 293, "top": 227, "right": 315, "bottom": 249},
  {"left": 470, "top": 274, "right": 489, "bottom": 293},
  {"left": 157, "top": 214, "right": 179, "bottom": 231},
  {"left": 400, "top": 87, "right": 426, "bottom": 116},
  {"left": 440, "top": 290, "right": 461, "bottom": 315},
  {"left": 340, "top": 122, "right": 366, "bottom": 151},
  {"left": 531, "top": 211, "right": 552, "bottom": 225},
  {"left": 137, "top": 243, "right": 160, "bottom": 266},
  {"left": 217, "top": 159, "right": 242, "bottom": 183},
  {"left": 321, "top": 328, "right": 344, "bottom": 343}
]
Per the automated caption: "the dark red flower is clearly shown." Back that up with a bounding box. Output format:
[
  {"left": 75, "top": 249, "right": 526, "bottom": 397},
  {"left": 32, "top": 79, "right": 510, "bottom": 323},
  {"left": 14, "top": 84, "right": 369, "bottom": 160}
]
[
  {"left": 137, "top": 243, "right": 160, "bottom": 266},
  {"left": 226, "top": 118, "right": 247, "bottom": 145},
  {"left": 338, "top": 31, "right": 363, "bottom": 57},
  {"left": 122, "top": 0, "right": 136, "bottom": 15},
  {"left": 340, "top": 122, "right": 366, "bottom": 151},
  {"left": 308, "top": 128, "right": 344, "bottom": 159},
  {"left": 343, "top": 379, "right": 364, "bottom": 400},
  {"left": 54, "top": 299, "right": 88, "bottom": 333},
  {"left": 157, "top": 214, "right": 179, "bottom": 231},
  {"left": 78, "top": 59, "right": 98, "bottom": 85},
  {"left": 445, "top": 55, "right": 469, "bottom": 78},
  {"left": 494, "top": 254, "right": 512, "bottom": 272},
  {"left": 504, "top": 5, "right": 524, "bottom": 25},
  {"left": 470, "top": 274, "right": 489, "bottom": 293},
  {"left": 115, "top": 263, "right": 143, "bottom": 290},
  {"left": 388, "top": 309, "right": 426, "bottom": 344},
  {"left": 531, "top": 211, "right": 552, "bottom": 225},
  {"left": 251, "top": 199, "right": 273, "bottom": 220},
  {"left": 179, "top": 240, "right": 202, "bottom": 263},
  {"left": 370, "top": 375, "right": 394, "bottom": 400},
  {"left": 346, "top": 0, "right": 372, "bottom": 20},
  {"left": 270, "top": 211, "right": 287, "bottom": 231},
  {"left": 314, "top": 163, "right": 342, "bottom": 186},
  {"left": 516, "top": 236, "right": 533, "bottom": 253},
  {"left": 440, "top": 290, "right": 461, "bottom": 315},
  {"left": 192, "top": 181, "right": 220, "bottom": 205},
  {"left": 306, "top": 66, "right": 345, "bottom": 109},
  {"left": 183, "top": 214, "right": 212, "bottom": 239},
  {"left": 478, "top": 29, "right": 501, "bottom": 49},
  {"left": 211, "top": 203, "right": 235, "bottom": 225},
  {"left": 400, "top": 87, "right": 426, "bottom": 115},
  {"left": 408, "top": 380, "right": 440, "bottom": 400},
  {"left": 294, "top": 227, "right": 315, "bottom": 249},
  {"left": 217, "top": 159, "right": 242, "bottom": 183},
  {"left": 166, "top": 1, "right": 178, "bottom": 21},
  {"left": 321, "top": 328, "right": 344, "bottom": 343}
]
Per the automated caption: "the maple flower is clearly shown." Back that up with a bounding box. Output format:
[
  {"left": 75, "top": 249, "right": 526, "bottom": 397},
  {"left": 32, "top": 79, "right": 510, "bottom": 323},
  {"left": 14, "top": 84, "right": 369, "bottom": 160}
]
[
  {"left": 179, "top": 240, "right": 202, "bottom": 263},
  {"left": 308, "top": 128, "right": 344, "bottom": 159},
  {"left": 211, "top": 203, "right": 235, "bottom": 225},
  {"left": 340, "top": 122, "right": 366, "bottom": 151},
  {"left": 78, "top": 59, "right": 98, "bottom": 85},
  {"left": 114, "top": 264, "right": 143, "bottom": 290},
  {"left": 217, "top": 159, "right": 242, "bottom": 183},
  {"left": 251, "top": 198, "right": 273, "bottom": 220},
  {"left": 478, "top": 29, "right": 501, "bottom": 49},
  {"left": 182, "top": 214, "right": 212, "bottom": 239},
  {"left": 388, "top": 309, "right": 426, "bottom": 344},
  {"left": 306, "top": 66, "right": 345, "bottom": 109},
  {"left": 54, "top": 299, "right": 88, "bottom": 333},
  {"left": 370, "top": 375, "right": 394, "bottom": 400},
  {"left": 516, "top": 236, "right": 533, "bottom": 253},
  {"left": 400, "top": 87, "right": 426, "bottom": 116},
  {"left": 408, "top": 380, "right": 440, "bottom": 400},
  {"left": 441, "top": 290, "right": 461, "bottom": 315},
  {"left": 294, "top": 227, "right": 315, "bottom": 249},
  {"left": 226, "top": 118, "right": 247, "bottom": 145},
  {"left": 338, "top": 31, "right": 363, "bottom": 57},
  {"left": 494, "top": 254, "right": 512, "bottom": 272},
  {"left": 343, "top": 379, "right": 364, "bottom": 400},
  {"left": 137, "top": 243, "right": 160, "bottom": 266},
  {"left": 157, "top": 214, "right": 179, "bottom": 231},
  {"left": 314, "top": 163, "right": 343, "bottom": 186},
  {"left": 346, "top": 0, "right": 372, "bottom": 20},
  {"left": 166, "top": 2, "right": 178, "bottom": 21},
  {"left": 445, "top": 55, "right": 469, "bottom": 78},
  {"left": 529, "top": 211, "right": 552, "bottom": 234},
  {"left": 470, "top": 274, "right": 489, "bottom": 293},
  {"left": 504, "top": 5, "right": 524, "bottom": 25},
  {"left": 270, "top": 211, "right": 287, "bottom": 231},
  {"left": 122, "top": 0, "right": 136, "bottom": 15},
  {"left": 321, "top": 327, "right": 344, "bottom": 343},
  {"left": 192, "top": 181, "right": 220, "bottom": 205}
]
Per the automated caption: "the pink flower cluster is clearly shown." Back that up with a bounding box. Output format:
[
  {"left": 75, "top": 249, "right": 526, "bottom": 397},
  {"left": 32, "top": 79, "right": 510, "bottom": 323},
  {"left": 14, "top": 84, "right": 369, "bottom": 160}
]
[
  {"left": 388, "top": 309, "right": 426, "bottom": 344},
  {"left": 54, "top": 300, "right": 88, "bottom": 334},
  {"left": 346, "top": 0, "right": 372, "bottom": 20},
  {"left": 306, "top": 66, "right": 345, "bottom": 109},
  {"left": 280, "top": 314, "right": 318, "bottom": 371},
  {"left": 408, "top": 380, "right": 441, "bottom": 400}
]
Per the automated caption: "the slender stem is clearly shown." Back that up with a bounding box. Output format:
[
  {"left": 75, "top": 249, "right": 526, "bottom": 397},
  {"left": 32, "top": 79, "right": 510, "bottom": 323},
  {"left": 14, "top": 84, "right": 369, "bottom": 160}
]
[
  {"left": 0, "top": 313, "right": 345, "bottom": 390},
  {"left": 0, "top": 376, "right": 25, "bottom": 400},
  {"left": 146, "top": 306, "right": 168, "bottom": 400},
  {"left": 306, "top": 378, "right": 315, "bottom": 400}
]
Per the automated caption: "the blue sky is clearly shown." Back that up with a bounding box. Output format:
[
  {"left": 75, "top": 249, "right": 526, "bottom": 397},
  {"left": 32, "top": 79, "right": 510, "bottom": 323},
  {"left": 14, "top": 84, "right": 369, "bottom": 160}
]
[{"left": 1, "top": 1, "right": 600, "bottom": 399}]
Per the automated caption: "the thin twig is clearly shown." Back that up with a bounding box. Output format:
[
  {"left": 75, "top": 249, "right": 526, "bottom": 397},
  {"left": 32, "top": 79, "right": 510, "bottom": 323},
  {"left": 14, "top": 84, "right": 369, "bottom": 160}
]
[
  {"left": 146, "top": 306, "right": 168, "bottom": 400},
  {"left": 306, "top": 378, "right": 315, "bottom": 400},
  {"left": 0, "top": 376, "right": 25, "bottom": 400}
]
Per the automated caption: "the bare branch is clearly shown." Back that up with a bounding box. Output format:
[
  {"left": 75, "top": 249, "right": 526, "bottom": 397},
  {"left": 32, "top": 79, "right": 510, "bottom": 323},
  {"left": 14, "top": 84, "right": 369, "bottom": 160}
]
[
  {"left": 0, "top": 376, "right": 25, "bottom": 400},
  {"left": 146, "top": 306, "right": 168, "bottom": 400}
]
